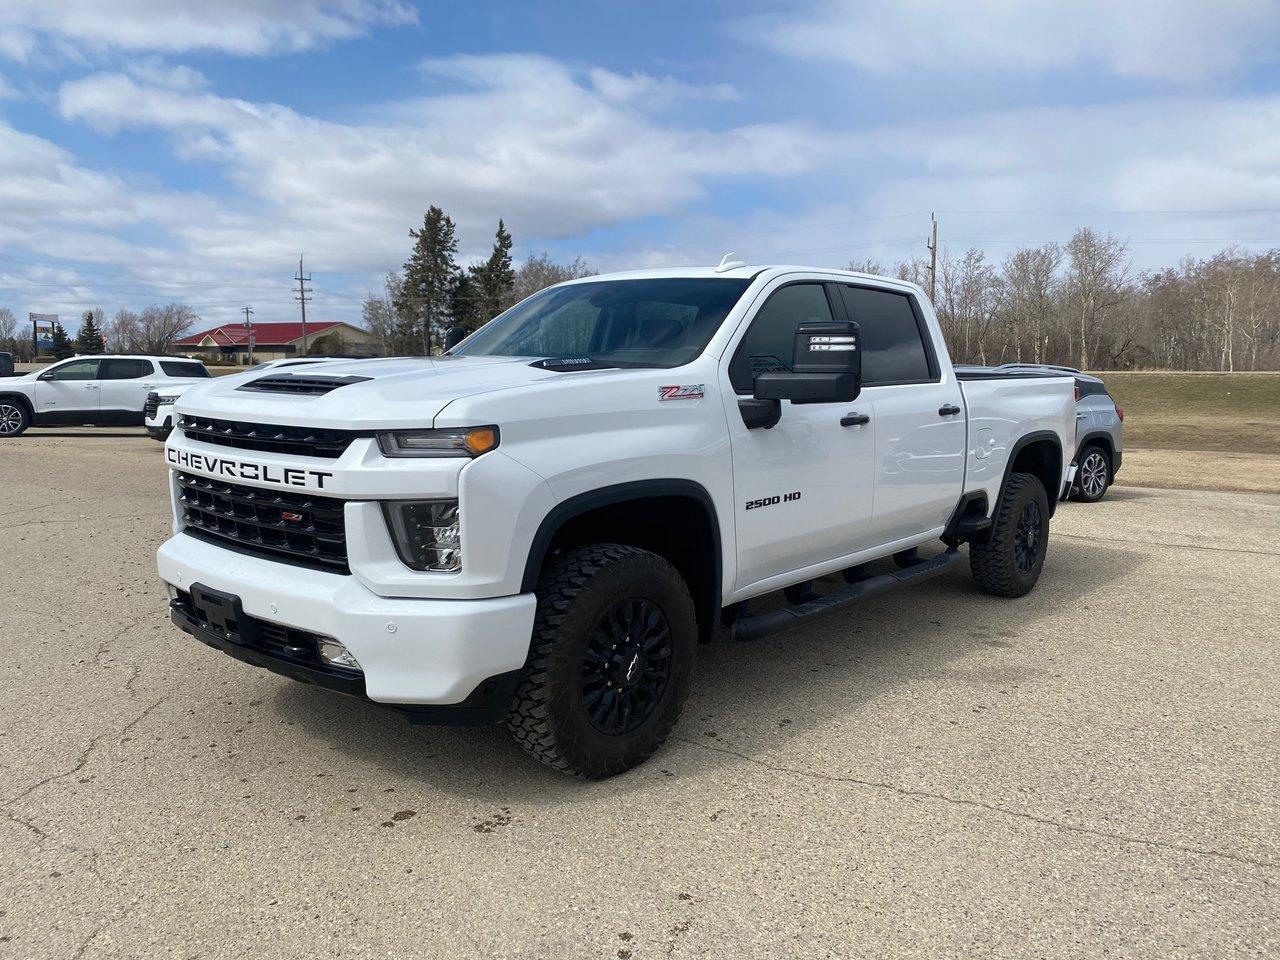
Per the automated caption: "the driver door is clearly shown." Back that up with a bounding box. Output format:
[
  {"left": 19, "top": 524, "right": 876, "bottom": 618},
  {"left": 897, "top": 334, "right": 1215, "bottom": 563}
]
[
  {"left": 720, "top": 279, "right": 877, "bottom": 594},
  {"left": 33, "top": 358, "right": 102, "bottom": 424}
]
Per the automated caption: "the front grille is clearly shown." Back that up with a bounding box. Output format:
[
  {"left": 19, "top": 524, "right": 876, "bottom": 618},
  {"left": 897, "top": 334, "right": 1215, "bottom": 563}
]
[
  {"left": 179, "top": 414, "right": 364, "bottom": 459},
  {"left": 238, "top": 374, "right": 370, "bottom": 395},
  {"left": 176, "top": 472, "right": 349, "bottom": 573},
  {"left": 144, "top": 392, "right": 161, "bottom": 419}
]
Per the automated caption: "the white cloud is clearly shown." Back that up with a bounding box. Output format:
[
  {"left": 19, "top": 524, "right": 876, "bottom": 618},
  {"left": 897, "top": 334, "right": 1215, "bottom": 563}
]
[
  {"left": 734, "top": 0, "right": 1280, "bottom": 84},
  {"left": 56, "top": 56, "right": 827, "bottom": 270},
  {"left": 0, "top": 0, "right": 416, "bottom": 60}
]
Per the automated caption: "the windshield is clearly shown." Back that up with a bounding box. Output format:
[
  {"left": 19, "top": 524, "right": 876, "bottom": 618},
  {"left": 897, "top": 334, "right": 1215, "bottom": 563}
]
[{"left": 452, "top": 277, "right": 751, "bottom": 368}]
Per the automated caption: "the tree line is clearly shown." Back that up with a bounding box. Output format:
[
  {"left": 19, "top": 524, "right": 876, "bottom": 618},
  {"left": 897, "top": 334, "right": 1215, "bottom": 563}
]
[
  {"left": 4, "top": 220, "right": 1278, "bottom": 370},
  {"left": 854, "top": 228, "right": 1280, "bottom": 371},
  {"left": 0, "top": 304, "right": 200, "bottom": 361}
]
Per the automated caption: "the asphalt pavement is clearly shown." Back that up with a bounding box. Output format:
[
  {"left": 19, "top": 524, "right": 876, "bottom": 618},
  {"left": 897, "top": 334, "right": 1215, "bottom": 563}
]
[{"left": 1, "top": 429, "right": 1276, "bottom": 958}]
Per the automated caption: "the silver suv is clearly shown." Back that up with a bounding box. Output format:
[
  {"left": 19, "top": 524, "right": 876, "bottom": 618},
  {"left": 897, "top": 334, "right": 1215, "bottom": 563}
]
[{"left": 994, "top": 364, "right": 1123, "bottom": 502}]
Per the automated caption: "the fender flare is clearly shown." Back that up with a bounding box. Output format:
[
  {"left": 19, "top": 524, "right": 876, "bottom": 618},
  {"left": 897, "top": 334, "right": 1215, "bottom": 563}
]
[
  {"left": 1073, "top": 431, "right": 1116, "bottom": 469},
  {"left": 998, "top": 430, "right": 1064, "bottom": 518},
  {"left": 519, "top": 479, "right": 724, "bottom": 638}
]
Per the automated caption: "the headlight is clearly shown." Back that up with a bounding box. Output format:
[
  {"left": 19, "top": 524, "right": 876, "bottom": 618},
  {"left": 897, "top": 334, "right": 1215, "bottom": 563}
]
[
  {"left": 383, "top": 500, "right": 462, "bottom": 572},
  {"left": 156, "top": 395, "right": 182, "bottom": 404},
  {"left": 377, "top": 426, "right": 499, "bottom": 458}
]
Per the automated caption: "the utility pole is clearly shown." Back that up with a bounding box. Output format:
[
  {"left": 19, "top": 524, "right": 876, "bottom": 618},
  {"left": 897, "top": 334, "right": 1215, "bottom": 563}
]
[
  {"left": 294, "top": 255, "right": 313, "bottom": 354},
  {"left": 242, "top": 305, "right": 254, "bottom": 363},
  {"left": 927, "top": 213, "right": 939, "bottom": 304}
]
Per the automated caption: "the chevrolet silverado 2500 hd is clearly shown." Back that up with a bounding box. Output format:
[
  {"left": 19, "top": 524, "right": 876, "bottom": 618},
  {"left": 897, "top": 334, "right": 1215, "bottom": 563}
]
[{"left": 157, "top": 264, "right": 1076, "bottom": 778}]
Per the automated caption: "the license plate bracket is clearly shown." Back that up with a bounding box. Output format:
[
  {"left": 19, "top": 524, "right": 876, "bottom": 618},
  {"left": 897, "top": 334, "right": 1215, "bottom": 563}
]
[{"left": 189, "top": 583, "right": 255, "bottom": 644}]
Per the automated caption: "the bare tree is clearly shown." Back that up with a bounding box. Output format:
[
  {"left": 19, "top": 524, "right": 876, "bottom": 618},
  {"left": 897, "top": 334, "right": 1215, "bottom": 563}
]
[
  {"left": 113, "top": 304, "right": 199, "bottom": 354},
  {"left": 1065, "top": 229, "right": 1130, "bottom": 369},
  {"left": 512, "top": 253, "right": 594, "bottom": 303},
  {"left": 1000, "top": 244, "right": 1061, "bottom": 363},
  {"left": 0, "top": 306, "right": 17, "bottom": 351}
]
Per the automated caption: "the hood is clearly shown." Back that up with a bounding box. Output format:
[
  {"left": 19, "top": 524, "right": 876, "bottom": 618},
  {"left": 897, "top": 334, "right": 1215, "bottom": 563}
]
[{"left": 173, "top": 355, "right": 574, "bottom": 428}]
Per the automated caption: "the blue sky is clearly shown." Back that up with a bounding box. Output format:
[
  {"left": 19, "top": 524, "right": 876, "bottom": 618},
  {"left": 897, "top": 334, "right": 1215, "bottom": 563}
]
[{"left": 2, "top": 0, "right": 1279, "bottom": 329}]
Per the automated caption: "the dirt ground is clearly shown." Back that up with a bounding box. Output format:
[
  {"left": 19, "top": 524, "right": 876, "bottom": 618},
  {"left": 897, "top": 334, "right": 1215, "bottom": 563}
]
[{"left": 1, "top": 430, "right": 1276, "bottom": 959}]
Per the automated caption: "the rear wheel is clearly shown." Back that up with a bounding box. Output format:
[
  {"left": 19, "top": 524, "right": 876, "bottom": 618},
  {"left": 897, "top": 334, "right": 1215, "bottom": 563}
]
[
  {"left": 507, "top": 544, "right": 696, "bottom": 779},
  {"left": 1071, "top": 445, "right": 1111, "bottom": 502},
  {"left": 0, "top": 400, "right": 29, "bottom": 438},
  {"left": 970, "top": 472, "right": 1049, "bottom": 598}
]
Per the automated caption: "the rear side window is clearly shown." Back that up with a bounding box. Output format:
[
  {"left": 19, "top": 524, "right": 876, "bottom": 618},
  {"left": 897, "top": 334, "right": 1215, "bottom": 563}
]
[
  {"left": 160, "top": 360, "right": 210, "bottom": 378},
  {"left": 730, "top": 283, "right": 833, "bottom": 393},
  {"left": 1075, "top": 379, "right": 1108, "bottom": 398},
  {"left": 837, "top": 286, "right": 934, "bottom": 384},
  {"left": 100, "top": 359, "right": 153, "bottom": 380}
]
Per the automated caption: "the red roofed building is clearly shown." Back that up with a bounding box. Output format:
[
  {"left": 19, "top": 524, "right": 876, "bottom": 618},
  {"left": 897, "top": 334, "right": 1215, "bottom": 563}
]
[{"left": 174, "top": 321, "right": 376, "bottom": 363}]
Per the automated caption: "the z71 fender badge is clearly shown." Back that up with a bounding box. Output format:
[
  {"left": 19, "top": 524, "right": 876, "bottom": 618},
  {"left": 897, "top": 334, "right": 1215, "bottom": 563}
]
[{"left": 658, "top": 384, "right": 705, "bottom": 401}]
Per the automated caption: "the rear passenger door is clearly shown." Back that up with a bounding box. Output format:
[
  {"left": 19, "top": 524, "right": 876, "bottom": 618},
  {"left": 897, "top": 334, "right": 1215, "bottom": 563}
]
[
  {"left": 834, "top": 284, "right": 966, "bottom": 547},
  {"left": 98, "top": 358, "right": 158, "bottom": 424}
]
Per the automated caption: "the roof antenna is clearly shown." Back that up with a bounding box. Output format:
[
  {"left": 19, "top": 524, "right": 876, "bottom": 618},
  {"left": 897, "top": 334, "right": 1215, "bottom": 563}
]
[{"left": 715, "top": 252, "right": 746, "bottom": 273}]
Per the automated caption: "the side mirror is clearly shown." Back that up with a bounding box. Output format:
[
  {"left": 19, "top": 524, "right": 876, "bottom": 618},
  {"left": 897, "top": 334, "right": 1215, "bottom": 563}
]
[
  {"left": 37, "top": 371, "right": 53, "bottom": 381},
  {"left": 753, "top": 320, "right": 861, "bottom": 405}
]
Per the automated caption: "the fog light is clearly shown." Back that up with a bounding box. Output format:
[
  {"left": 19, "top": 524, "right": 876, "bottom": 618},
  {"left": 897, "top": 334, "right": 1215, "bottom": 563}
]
[{"left": 316, "top": 637, "right": 362, "bottom": 673}]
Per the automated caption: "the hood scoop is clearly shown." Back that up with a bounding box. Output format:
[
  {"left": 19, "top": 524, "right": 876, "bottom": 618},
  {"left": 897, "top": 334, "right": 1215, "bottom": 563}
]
[{"left": 238, "top": 373, "right": 371, "bottom": 396}]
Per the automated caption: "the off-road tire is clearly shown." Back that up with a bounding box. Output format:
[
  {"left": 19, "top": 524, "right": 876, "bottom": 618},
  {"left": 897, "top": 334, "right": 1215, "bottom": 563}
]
[
  {"left": 0, "top": 399, "right": 30, "bottom": 438},
  {"left": 970, "top": 472, "right": 1049, "bottom": 598},
  {"left": 1071, "top": 444, "right": 1111, "bottom": 503},
  {"left": 506, "top": 544, "right": 696, "bottom": 779}
]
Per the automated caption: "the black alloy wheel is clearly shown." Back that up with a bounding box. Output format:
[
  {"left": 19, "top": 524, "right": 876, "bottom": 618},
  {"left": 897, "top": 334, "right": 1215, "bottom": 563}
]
[
  {"left": 580, "top": 598, "right": 672, "bottom": 735},
  {"left": 1013, "top": 500, "right": 1043, "bottom": 574}
]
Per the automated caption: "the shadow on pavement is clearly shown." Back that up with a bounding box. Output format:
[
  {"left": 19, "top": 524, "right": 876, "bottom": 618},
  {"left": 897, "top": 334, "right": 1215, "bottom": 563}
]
[{"left": 259, "top": 535, "right": 1145, "bottom": 801}]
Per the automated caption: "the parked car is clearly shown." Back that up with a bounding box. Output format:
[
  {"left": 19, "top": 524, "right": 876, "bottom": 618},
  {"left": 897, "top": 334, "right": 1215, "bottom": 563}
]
[
  {"left": 0, "top": 355, "right": 210, "bottom": 437},
  {"left": 158, "top": 263, "right": 1076, "bottom": 778},
  {"left": 977, "top": 364, "right": 1124, "bottom": 502},
  {"left": 0, "top": 352, "right": 14, "bottom": 378},
  {"left": 145, "top": 357, "right": 347, "bottom": 441}
]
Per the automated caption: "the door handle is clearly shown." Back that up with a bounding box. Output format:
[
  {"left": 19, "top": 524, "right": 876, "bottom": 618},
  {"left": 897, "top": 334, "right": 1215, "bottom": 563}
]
[
  {"left": 840, "top": 412, "right": 870, "bottom": 427},
  {"left": 938, "top": 404, "right": 961, "bottom": 416}
]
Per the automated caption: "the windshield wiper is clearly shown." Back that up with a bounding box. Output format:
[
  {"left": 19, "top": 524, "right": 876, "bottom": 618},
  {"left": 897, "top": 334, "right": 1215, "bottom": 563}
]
[{"left": 529, "top": 357, "right": 659, "bottom": 371}]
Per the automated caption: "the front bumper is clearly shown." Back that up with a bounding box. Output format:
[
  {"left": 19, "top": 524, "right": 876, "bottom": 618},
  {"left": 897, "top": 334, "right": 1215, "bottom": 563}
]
[{"left": 157, "top": 531, "right": 537, "bottom": 715}]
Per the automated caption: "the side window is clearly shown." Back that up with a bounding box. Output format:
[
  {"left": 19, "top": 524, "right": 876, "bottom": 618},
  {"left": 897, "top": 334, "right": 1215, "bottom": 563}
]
[
  {"left": 838, "top": 286, "right": 934, "bottom": 384},
  {"left": 100, "top": 359, "right": 153, "bottom": 380},
  {"left": 159, "top": 360, "right": 209, "bottom": 378},
  {"left": 730, "top": 283, "right": 833, "bottom": 393},
  {"left": 48, "top": 359, "right": 100, "bottom": 381}
]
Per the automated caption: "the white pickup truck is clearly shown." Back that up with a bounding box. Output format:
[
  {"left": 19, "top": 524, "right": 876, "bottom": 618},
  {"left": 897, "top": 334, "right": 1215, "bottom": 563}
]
[{"left": 157, "top": 264, "right": 1076, "bottom": 778}]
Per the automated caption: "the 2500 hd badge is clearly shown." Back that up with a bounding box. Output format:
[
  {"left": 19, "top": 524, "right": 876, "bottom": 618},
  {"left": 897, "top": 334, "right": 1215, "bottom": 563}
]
[{"left": 166, "top": 447, "right": 334, "bottom": 489}]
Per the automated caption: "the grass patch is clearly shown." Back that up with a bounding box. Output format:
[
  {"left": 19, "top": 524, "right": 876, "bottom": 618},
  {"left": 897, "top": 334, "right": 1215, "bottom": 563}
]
[{"left": 1091, "top": 372, "right": 1280, "bottom": 455}]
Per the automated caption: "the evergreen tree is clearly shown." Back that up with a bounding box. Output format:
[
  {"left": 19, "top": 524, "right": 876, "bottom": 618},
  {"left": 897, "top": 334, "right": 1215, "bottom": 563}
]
[
  {"left": 469, "top": 219, "right": 516, "bottom": 330},
  {"left": 50, "top": 322, "right": 75, "bottom": 359},
  {"left": 75, "top": 310, "right": 106, "bottom": 354},
  {"left": 397, "top": 205, "right": 459, "bottom": 355}
]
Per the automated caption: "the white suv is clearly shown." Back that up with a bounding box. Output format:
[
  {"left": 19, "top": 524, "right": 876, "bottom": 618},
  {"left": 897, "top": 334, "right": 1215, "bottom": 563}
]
[{"left": 0, "top": 355, "right": 210, "bottom": 437}]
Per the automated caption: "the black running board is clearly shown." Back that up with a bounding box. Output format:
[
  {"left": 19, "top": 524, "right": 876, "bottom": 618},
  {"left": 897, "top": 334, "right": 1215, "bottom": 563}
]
[{"left": 730, "top": 548, "right": 964, "bottom": 643}]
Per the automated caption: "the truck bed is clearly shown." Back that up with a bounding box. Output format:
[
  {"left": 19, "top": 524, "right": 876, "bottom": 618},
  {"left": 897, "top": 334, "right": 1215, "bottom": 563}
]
[{"left": 957, "top": 371, "right": 1077, "bottom": 507}]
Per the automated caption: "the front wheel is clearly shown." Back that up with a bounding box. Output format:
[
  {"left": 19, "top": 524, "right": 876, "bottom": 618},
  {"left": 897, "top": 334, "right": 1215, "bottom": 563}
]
[
  {"left": 1071, "top": 445, "right": 1111, "bottom": 502},
  {"left": 0, "top": 400, "right": 30, "bottom": 438},
  {"left": 507, "top": 544, "right": 696, "bottom": 779},
  {"left": 970, "top": 472, "right": 1049, "bottom": 597}
]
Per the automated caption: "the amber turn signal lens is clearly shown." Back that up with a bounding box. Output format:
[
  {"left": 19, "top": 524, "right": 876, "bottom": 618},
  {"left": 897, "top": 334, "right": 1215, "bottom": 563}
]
[{"left": 464, "top": 427, "right": 498, "bottom": 455}]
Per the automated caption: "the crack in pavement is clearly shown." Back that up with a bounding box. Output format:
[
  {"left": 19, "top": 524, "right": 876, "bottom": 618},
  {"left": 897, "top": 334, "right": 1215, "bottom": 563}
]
[
  {"left": 1056, "top": 531, "right": 1280, "bottom": 558},
  {"left": 4, "top": 695, "right": 167, "bottom": 810},
  {"left": 674, "top": 736, "right": 1278, "bottom": 873}
]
